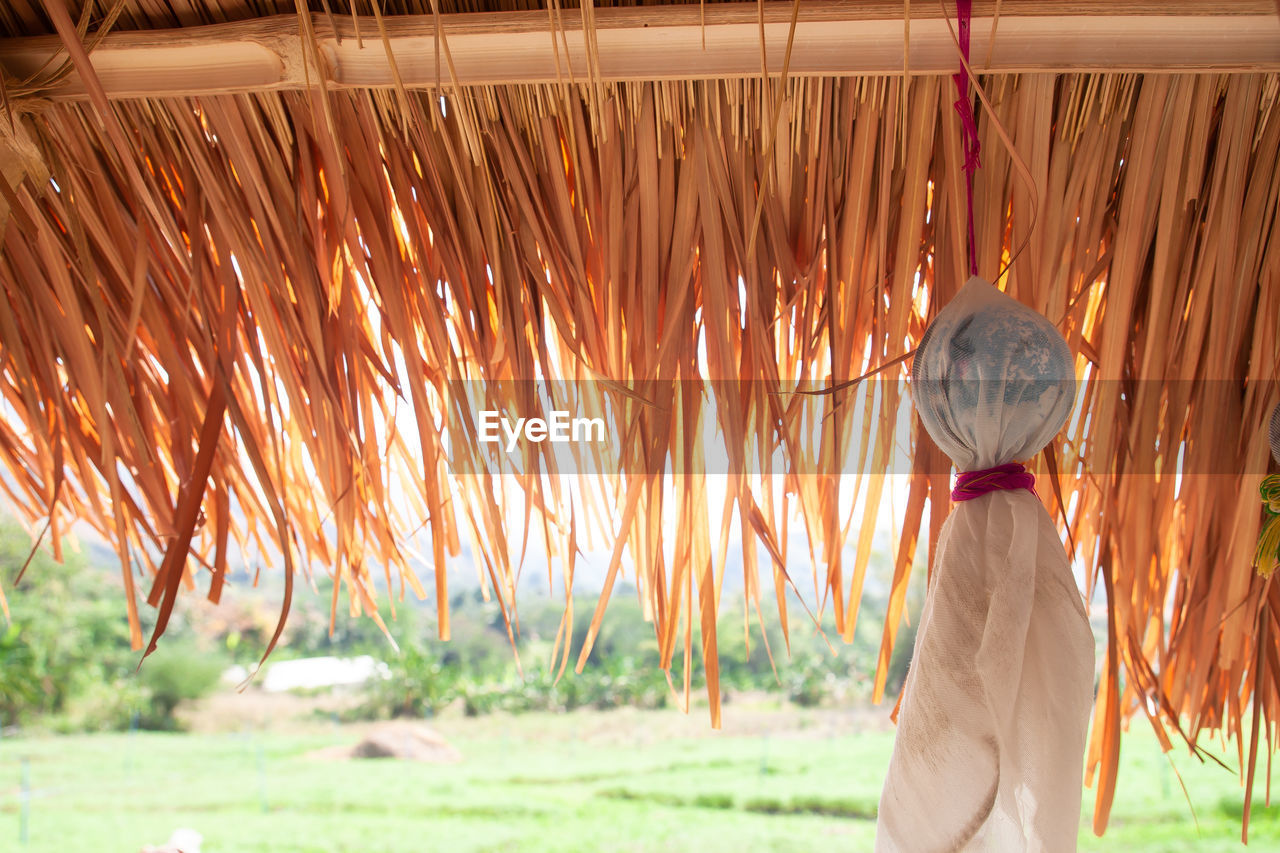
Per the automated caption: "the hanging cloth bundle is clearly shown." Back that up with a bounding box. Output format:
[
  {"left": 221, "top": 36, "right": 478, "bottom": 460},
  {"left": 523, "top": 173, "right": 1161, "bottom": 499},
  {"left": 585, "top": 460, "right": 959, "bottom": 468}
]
[
  {"left": 1257, "top": 402, "right": 1280, "bottom": 576},
  {"left": 876, "top": 277, "right": 1095, "bottom": 852}
]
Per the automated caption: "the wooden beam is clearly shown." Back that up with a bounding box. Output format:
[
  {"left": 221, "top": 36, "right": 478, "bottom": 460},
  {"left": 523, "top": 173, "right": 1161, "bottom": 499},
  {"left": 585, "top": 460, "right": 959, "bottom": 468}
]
[
  {"left": 0, "top": 115, "right": 47, "bottom": 231},
  {"left": 1, "top": 1, "right": 1278, "bottom": 100}
]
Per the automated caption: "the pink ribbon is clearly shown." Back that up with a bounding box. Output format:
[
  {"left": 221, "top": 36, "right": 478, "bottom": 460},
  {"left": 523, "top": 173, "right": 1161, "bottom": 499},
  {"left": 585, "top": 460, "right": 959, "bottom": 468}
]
[
  {"left": 952, "top": 462, "right": 1037, "bottom": 502},
  {"left": 951, "top": 0, "right": 981, "bottom": 277}
]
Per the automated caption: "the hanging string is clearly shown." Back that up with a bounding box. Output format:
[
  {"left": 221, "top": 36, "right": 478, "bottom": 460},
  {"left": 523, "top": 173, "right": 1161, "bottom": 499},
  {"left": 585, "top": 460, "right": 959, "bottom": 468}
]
[
  {"left": 951, "top": 0, "right": 981, "bottom": 277},
  {"left": 940, "top": 0, "right": 1039, "bottom": 285}
]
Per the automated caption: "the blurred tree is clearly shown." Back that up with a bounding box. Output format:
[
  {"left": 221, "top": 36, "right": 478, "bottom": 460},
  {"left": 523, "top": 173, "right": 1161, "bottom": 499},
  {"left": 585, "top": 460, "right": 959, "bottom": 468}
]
[
  {"left": 0, "top": 518, "right": 136, "bottom": 726},
  {"left": 136, "top": 640, "right": 227, "bottom": 729}
]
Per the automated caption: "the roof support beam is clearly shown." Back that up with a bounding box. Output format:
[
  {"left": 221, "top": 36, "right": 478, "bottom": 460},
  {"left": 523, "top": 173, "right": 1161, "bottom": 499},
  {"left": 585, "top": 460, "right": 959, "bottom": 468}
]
[
  {"left": 0, "top": 116, "right": 47, "bottom": 230},
  {"left": 1, "top": 1, "right": 1278, "bottom": 100}
]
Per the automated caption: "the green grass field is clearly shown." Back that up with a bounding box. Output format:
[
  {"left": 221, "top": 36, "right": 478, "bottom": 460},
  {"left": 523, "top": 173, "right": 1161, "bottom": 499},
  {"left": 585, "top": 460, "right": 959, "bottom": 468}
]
[{"left": 1, "top": 703, "right": 1278, "bottom": 851}]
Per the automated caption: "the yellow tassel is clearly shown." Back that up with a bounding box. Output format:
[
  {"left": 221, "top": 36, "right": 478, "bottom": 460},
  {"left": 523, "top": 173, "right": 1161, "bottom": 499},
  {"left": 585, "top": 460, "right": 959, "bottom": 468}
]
[
  {"left": 1257, "top": 475, "right": 1280, "bottom": 577},
  {"left": 1263, "top": 474, "right": 1280, "bottom": 514}
]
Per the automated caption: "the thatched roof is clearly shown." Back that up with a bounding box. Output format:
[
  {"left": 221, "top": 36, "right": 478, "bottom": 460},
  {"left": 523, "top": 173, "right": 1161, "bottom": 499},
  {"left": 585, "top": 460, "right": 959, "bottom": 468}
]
[{"left": 1, "top": 0, "right": 1279, "bottom": 835}]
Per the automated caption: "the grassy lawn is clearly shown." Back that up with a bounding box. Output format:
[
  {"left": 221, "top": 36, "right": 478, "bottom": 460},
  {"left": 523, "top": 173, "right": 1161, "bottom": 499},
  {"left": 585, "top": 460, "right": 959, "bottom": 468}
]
[{"left": 1, "top": 704, "right": 1278, "bottom": 851}]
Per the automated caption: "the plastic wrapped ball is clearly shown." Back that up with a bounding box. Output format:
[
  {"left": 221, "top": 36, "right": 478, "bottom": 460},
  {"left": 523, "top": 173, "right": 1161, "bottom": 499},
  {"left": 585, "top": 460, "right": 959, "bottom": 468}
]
[
  {"left": 912, "top": 276, "right": 1077, "bottom": 471},
  {"left": 1270, "top": 401, "right": 1280, "bottom": 467}
]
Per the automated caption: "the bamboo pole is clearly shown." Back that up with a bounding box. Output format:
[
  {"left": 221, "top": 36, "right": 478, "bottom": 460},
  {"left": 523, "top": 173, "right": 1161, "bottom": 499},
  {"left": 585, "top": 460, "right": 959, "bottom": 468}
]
[{"left": 0, "top": 2, "right": 1278, "bottom": 100}]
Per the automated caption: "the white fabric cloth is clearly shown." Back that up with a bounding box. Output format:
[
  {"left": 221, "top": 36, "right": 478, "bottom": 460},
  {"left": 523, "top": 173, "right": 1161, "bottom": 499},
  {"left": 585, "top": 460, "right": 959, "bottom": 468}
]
[
  {"left": 877, "top": 277, "right": 1094, "bottom": 852},
  {"left": 876, "top": 492, "right": 1095, "bottom": 852}
]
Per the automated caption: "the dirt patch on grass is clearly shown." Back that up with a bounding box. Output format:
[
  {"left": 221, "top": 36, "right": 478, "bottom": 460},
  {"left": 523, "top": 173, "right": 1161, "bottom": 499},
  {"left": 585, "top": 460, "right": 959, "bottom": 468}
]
[{"left": 306, "top": 721, "right": 462, "bottom": 763}]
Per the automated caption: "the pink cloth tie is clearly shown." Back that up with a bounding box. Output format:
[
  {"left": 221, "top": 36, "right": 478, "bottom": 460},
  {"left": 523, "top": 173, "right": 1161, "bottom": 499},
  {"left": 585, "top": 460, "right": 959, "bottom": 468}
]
[{"left": 951, "top": 462, "right": 1037, "bottom": 502}]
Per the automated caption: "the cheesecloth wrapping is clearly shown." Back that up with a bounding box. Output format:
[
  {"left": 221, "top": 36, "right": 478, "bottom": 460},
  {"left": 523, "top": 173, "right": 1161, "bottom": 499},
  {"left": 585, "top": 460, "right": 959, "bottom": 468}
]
[{"left": 876, "top": 277, "right": 1095, "bottom": 852}]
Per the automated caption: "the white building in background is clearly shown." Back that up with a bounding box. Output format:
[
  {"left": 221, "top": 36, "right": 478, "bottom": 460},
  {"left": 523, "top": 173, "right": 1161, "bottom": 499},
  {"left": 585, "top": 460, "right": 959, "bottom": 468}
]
[{"left": 222, "top": 655, "right": 388, "bottom": 693}]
